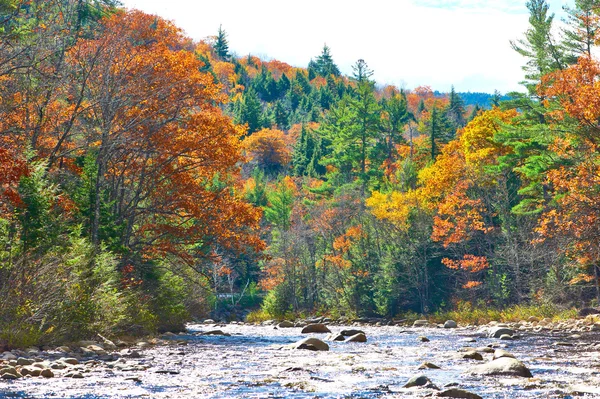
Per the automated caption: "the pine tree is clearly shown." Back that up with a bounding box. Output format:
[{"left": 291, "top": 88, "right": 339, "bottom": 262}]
[
  {"left": 214, "top": 24, "right": 230, "bottom": 60},
  {"left": 561, "top": 0, "right": 600, "bottom": 63},
  {"left": 310, "top": 45, "right": 341, "bottom": 77},
  {"left": 446, "top": 86, "right": 466, "bottom": 128}
]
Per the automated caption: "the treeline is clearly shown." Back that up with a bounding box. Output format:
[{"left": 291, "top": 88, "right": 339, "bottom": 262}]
[
  {"left": 2, "top": 0, "right": 600, "bottom": 347},
  {"left": 0, "top": 1, "right": 263, "bottom": 346},
  {"left": 194, "top": 0, "right": 600, "bottom": 319}
]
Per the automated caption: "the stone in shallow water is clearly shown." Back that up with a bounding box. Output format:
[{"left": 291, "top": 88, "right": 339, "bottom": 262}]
[
  {"left": 326, "top": 333, "right": 345, "bottom": 342},
  {"left": 277, "top": 321, "right": 294, "bottom": 328},
  {"left": 418, "top": 336, "right": 430, "bottom": 342},
  {"left": 403, "top": 375, "right": 432, "bottom": 388},
  {"left": 437, "top": 388, "right": 483, "bottom": 398},
  {"left": 418, "top": 362, "right": 441, "bottom": 370},
  {"left": 346, "top": 333, "right": 367, "bottom": 343},
  {"left": 340, "top": 329, "right": 365, "bottom": 336},
  {"left": 289, "top": 337, "right": 329, "bottom": 351},
  {"left": 444, "top": 320, "right": 458, "bottom": 328},
  {"left": 468, "top": 357, "right": 533, "bottom": 378},
  {"left": 413, "top": 320, "right": 429, "bottom": 327},
  {"left": 493, "top": 349, "right": 515, "bottom": 360},
  {"left": 462, "top": 351, "right": 483, "bottom": 361},
  {"left": 488, "top": 327, "right": 515, "bottom": 338},
  {"left": 301, "top": 323, "right": 331, "bottom": 334}
]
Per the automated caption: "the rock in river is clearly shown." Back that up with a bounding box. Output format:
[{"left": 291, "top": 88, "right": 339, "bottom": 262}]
[
  {"left": 488, "top": 327, "right": 515, "bottom": 338},
  {"left": 340, "top": 329, "right": 365, "bottom": 337},
  {"left": 301, "top": 323, "right": 331, "bottom": 334},
  {"left": 413, "top": 320, "right": 429, "bottom": 327},
  {"left": 403, "top": 375, "right": 433, "bottom": 388},
  {"left": 277, "top": 321, "right": 294, "bottom": 328},
  {"left": 444, "top": 320, "right": 458, "bottom": 328},
  {"left": 462, "top": 351, "right": 483, "bottom": 361},
  {"left": 418, "top": 362, "right": 441, "bottom": 370},
  {"left": 289, "top": 337, "right": 329, "bottom": 351},
  {"left": 346, "top": 333, "right": 367, "bottom": 343},
  {"left": 493, "top": 349, "right": 515, "bottom": 360},
  {"left": 468, "top": 357, "right": 532, "bottom": 378},
  {"left": 437, "top": 388, "right": 483, "bottom": 398},
  {"left": 326, "top": 333, "right": 345, "bottom": 342}
]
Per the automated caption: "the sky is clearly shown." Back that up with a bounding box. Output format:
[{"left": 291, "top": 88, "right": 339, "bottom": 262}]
[{"left": 119, "top": 0, "right": 573, "bottom": 94}]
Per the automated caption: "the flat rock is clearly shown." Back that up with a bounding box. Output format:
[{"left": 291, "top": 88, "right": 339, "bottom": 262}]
[
  {"left": 200, "top": 330, "right": 231, "bottom": 336},
  {"left": 277, "top": 321, "right": 294, "bottom": 328},
  {"left": 60, "top": 357, "right": 79, "bottom": 365},
  {"left": 437, "top": 388, "right": 483, "bottom": 398},
  {"left": 499, "top": 334, "right": 513, "bottom": 340},
  {"left": 301, "top": 323, "right": 331, "bottom": 334},
  {"left": 468, "top": 357, "right": 532, "bottom": 378},
  {"left": 346, "top": 333, "right": 367, "bottom": 343},
  {"left": 289, "top": 338, "right": 329, "bottom": 351},
  {"left": 413, "top": 320, "right": 429, "bottom": 327},
  {"left": 418, "top": 336, "right": 430, "bottom": 342},
  {"left": 418, "top": 362, "right": 441, "bottom": 370}
]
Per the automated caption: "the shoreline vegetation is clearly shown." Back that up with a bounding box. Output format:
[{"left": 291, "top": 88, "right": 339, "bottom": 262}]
[{"left": 3, "top": 0, "right": 600, "bottom": 353}]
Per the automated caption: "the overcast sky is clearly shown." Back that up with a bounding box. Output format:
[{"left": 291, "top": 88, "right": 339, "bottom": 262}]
[{"left": 119, "top": 0, "right": 573, "bottom": 94}]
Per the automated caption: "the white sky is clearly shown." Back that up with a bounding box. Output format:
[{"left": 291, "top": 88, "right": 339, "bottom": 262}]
[{"left": 119, "top": 0, "right": 573, "bottom": 94}]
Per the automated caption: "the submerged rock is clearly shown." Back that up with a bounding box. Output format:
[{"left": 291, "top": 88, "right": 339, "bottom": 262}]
[
  {"left": 468, "top": 357, "right": 532, "bottom": 378},
  {"left": 301, "top": 323, "right": 331, "bottom": 334},
  {"left": 418, "top": 336, "right": 430, "bottom": 342}
]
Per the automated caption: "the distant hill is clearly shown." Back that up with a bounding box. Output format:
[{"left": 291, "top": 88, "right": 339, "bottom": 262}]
[{"left": 434, "top": 91, "right": 511, "bottom": 108}]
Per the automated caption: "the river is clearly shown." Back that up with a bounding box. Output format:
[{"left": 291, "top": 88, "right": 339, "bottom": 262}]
[{"left": 0, "top": 323, "right": 599, "bottom": 398}]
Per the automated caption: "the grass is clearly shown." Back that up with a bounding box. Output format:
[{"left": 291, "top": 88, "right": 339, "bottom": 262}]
[
  {"left": 246, "top": 301, "right": 579, "bottom": 326},
  {"left": 424, "top": 302, "right": 578, "bottom": 325}
]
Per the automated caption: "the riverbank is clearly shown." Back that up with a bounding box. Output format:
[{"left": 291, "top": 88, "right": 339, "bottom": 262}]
[{"left": 1, "top": 317, "right": 600, "bottom": 398}]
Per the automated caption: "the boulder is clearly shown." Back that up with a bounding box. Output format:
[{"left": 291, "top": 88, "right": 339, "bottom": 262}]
[
  {"left": 437, "top": 388, "right": 483, "bottom": 399},
  {"left": 418, "top": 336, "right": 430, "bottom": 342},
  {"left": 40, "top": 368, "right": 54, "bottom": 378},
  {"left": 493, "top": 349, "right": 515, "bottom": 360},
  {"left": 60, "top": 358, "right": 79, "bottom": 365},
  {"left": 1, "top": 352, "right": 16, "bottom": 361},
  {"left": 16, "top": 357, "right": 33, "bottom": 366},
  {"left": 418, "top": 362, "right": 441, "bottom": 370},
  {"left": 346, "top": 333, "right": 367, "bottom": 343},
  {"left": 499, "top": 334, "right": 513, "bottom": 340},
  {"left": 277, "top": 321, "right": 294, "bottom": 328},
  {"left": 462, "top": 351, "right": 483, "bottom": 361},
  {"left": 413, "top": 320, "right": 429, "bottom": 327},
  {"left": 20, "top": 366, "right": 42, "bottom": 377},
  {"left": 340, "top": 329, "right": 365, "bottom": 337},
  {"left": 444, "top": 320, "right": 458, "bottom": 328},
  {"left": 489, "top": 327, "right": 515, "bottom": 338},
  {"left": 468, "top": 357, "right": 532, "bottom": 378},
  {"left": 326, "top": 333, "right": 345, "bottom": 342},
  {"left": 289, "top": 338, "right": 329, "bottom": 351},
  {"left": 301, "top": 323, "right": 331, "bottom": 334},
  {"left": 403, "top": 375, "right": 432, "bottom": 388}
]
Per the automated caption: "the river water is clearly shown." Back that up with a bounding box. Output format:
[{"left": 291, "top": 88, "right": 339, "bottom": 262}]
[{"left": 1, "top": 323, "right": 599, "bottom": 398}]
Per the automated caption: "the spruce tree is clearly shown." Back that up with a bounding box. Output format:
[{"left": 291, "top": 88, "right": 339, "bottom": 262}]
[{"left": 214, "top": 24, "right": 230, "bottom": 60}]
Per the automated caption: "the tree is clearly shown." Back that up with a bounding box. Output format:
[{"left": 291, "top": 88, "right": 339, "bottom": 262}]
[
  {"left": 214, "top": 24, "right": 230, "bottom": 60},
  {"left": 446, "top": 86, "right": 466, "bottom": 128},
  {"left": 561, "top": 0, "right": 600, "bottom": 63},
  {"left": 510, "top": 0, "right": 565, "bottom": 96},
  {"left": 243, "top": 128, "right": 292, "bottom": 174},
  {"left": 308, "top": 45, "right": 341, "bottom": 77}
]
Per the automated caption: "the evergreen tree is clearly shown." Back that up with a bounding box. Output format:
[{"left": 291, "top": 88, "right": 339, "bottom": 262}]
[
  {"left": 510, "top": 0, "right": 565, "bottom": 96},
  {"left": 214, "top": 24, "right": 230, "bottom": 60},
  {"left": 237, "top": 89, "right": 264, "bottom": 134},
  {"left": 309, "top": 45, "right": 341, "bottom": 77},
  {"left": 561, "top": 0, "right": 600, "bottom": 63},
  {"left": 446, "top": 86, "right": 466, "bottom": 128}
]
